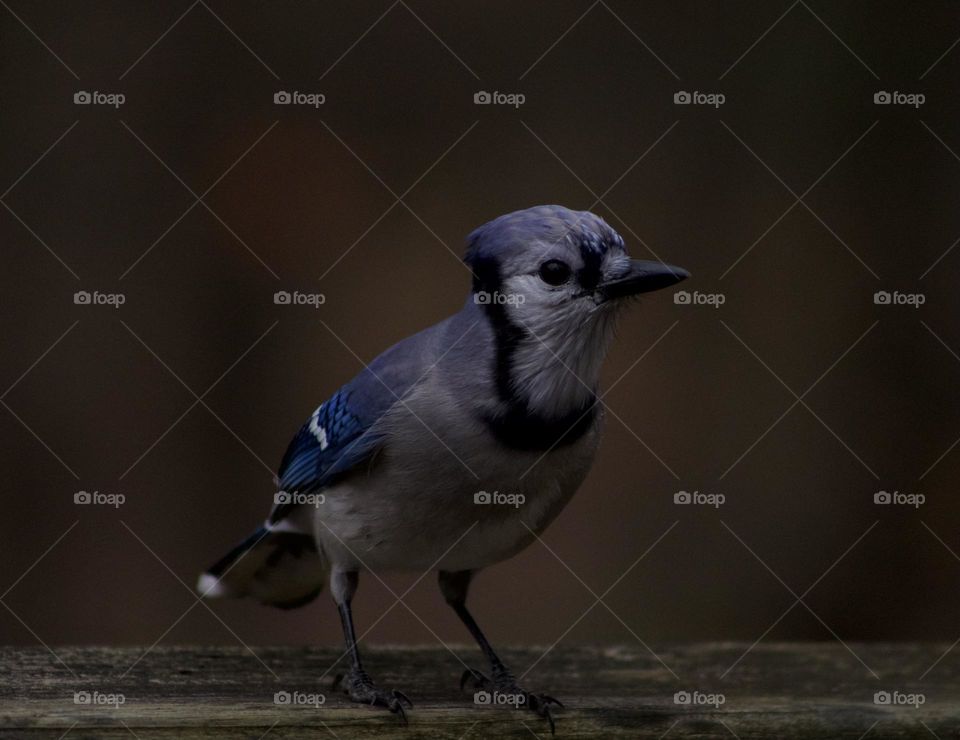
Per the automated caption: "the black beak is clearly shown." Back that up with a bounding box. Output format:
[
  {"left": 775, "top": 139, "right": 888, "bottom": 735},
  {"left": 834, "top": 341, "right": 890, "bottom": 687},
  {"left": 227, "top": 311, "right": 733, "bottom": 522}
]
[{"left": 598, "top": 259, "right": 689, "bottom": 300}]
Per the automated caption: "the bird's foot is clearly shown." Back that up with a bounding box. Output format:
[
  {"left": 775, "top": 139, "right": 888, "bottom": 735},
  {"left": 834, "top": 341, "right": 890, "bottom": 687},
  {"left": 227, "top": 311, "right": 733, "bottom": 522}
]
[
  {"left": 333, "top": 668, "right": 412, "bottom": 723},
  {"left": 461, "top": 667, "right": 563, "bottom": 735}
]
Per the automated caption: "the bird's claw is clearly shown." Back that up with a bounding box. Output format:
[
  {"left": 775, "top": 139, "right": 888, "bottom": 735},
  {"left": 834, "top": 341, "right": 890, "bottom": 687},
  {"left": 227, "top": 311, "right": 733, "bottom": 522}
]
[
  {"left": 459, "top": 666, "right": 563, "bottom": 735},
  {"left": 333, "top": 669, "right": 412, "bottom": 723}
]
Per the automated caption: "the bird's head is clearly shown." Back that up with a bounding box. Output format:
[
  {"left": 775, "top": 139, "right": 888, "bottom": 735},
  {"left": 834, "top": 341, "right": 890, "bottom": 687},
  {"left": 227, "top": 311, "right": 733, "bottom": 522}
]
[{"left": 465, "top": 205, "right": 688, "bottom": 420}]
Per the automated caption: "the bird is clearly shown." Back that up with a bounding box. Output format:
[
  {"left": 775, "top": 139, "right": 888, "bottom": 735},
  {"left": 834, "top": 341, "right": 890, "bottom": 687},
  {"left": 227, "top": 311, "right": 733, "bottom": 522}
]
[{"left": 197, "top": 204, "right": 688, "bottom": 733}]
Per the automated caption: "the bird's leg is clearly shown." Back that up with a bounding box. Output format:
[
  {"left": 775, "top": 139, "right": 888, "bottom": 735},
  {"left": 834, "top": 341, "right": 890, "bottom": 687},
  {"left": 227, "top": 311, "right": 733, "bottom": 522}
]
[
  {"left": 439, "top": 570, "right": 563, "bottom": 734},
  {"left": 330, "top": 570, "right": 412, "bottom": 721}
]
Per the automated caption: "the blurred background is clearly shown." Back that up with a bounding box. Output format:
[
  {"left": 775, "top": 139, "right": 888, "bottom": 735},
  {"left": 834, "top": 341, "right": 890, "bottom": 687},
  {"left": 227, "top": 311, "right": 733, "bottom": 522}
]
[{"left": 1, "top": 0, "right": 959, "bottom": 673}]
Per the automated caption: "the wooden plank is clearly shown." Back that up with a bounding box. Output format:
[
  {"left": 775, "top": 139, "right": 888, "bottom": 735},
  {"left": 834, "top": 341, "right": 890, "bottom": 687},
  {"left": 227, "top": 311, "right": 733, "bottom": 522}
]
[{"left": 1, "top": 644, "right": 957, "bottom": 737}]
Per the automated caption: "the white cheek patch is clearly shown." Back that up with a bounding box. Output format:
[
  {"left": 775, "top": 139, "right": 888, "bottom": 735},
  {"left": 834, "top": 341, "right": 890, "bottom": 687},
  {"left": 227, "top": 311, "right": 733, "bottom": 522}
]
[
  {"left": 308, "top": 406, "right": 329, "bottom": 450},
  {"left": 604, "top": 252, "right": 631, "bottom": 281}
]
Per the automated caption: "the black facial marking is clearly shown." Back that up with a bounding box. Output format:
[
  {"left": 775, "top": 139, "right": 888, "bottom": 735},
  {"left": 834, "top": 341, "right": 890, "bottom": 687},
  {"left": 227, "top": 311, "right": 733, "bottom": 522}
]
[
  {"left": 485, "top": 399, "right": 597, "bottom": 451},
  {"left": 471, "top": 255, "right": 598, "bottom": 450},
  {"left": 576, "top": 235, "right": 605, "bottom": 292}
]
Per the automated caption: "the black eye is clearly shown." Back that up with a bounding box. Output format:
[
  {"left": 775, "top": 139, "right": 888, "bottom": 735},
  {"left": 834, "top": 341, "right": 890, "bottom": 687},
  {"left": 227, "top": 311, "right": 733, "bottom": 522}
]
[{"left": 538, "top": 260, "right": 571, "bottom": 286}]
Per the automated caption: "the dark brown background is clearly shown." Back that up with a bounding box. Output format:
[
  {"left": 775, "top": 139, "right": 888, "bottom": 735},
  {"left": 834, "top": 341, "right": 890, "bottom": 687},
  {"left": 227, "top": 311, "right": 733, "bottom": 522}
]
[{"left": 1, "top": 1, "right": 959, "bottom": 673}]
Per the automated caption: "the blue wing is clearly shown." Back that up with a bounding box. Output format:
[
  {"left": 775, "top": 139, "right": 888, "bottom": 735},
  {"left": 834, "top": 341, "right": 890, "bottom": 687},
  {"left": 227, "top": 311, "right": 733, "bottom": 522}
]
[{"left": 269, "top": 388, "right": 383, "bottom": 523}]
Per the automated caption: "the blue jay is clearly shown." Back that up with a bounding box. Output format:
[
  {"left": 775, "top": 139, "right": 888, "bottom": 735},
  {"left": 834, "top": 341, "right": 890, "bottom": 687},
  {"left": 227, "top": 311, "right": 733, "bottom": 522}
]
[{"left": 198, "top": 205, "right": 687, "bottom": 732}]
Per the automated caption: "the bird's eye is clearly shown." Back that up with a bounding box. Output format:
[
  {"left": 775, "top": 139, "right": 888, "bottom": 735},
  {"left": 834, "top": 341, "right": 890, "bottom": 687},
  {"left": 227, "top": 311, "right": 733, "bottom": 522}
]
[{"left": 538, "top": 260, "right": 571, "bottom": 286}]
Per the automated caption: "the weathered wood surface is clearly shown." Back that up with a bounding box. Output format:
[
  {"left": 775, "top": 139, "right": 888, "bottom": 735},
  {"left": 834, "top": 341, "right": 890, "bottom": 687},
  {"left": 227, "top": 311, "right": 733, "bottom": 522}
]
[{"left": 1, "top": 644, "right": 958, "bottom": 738}]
